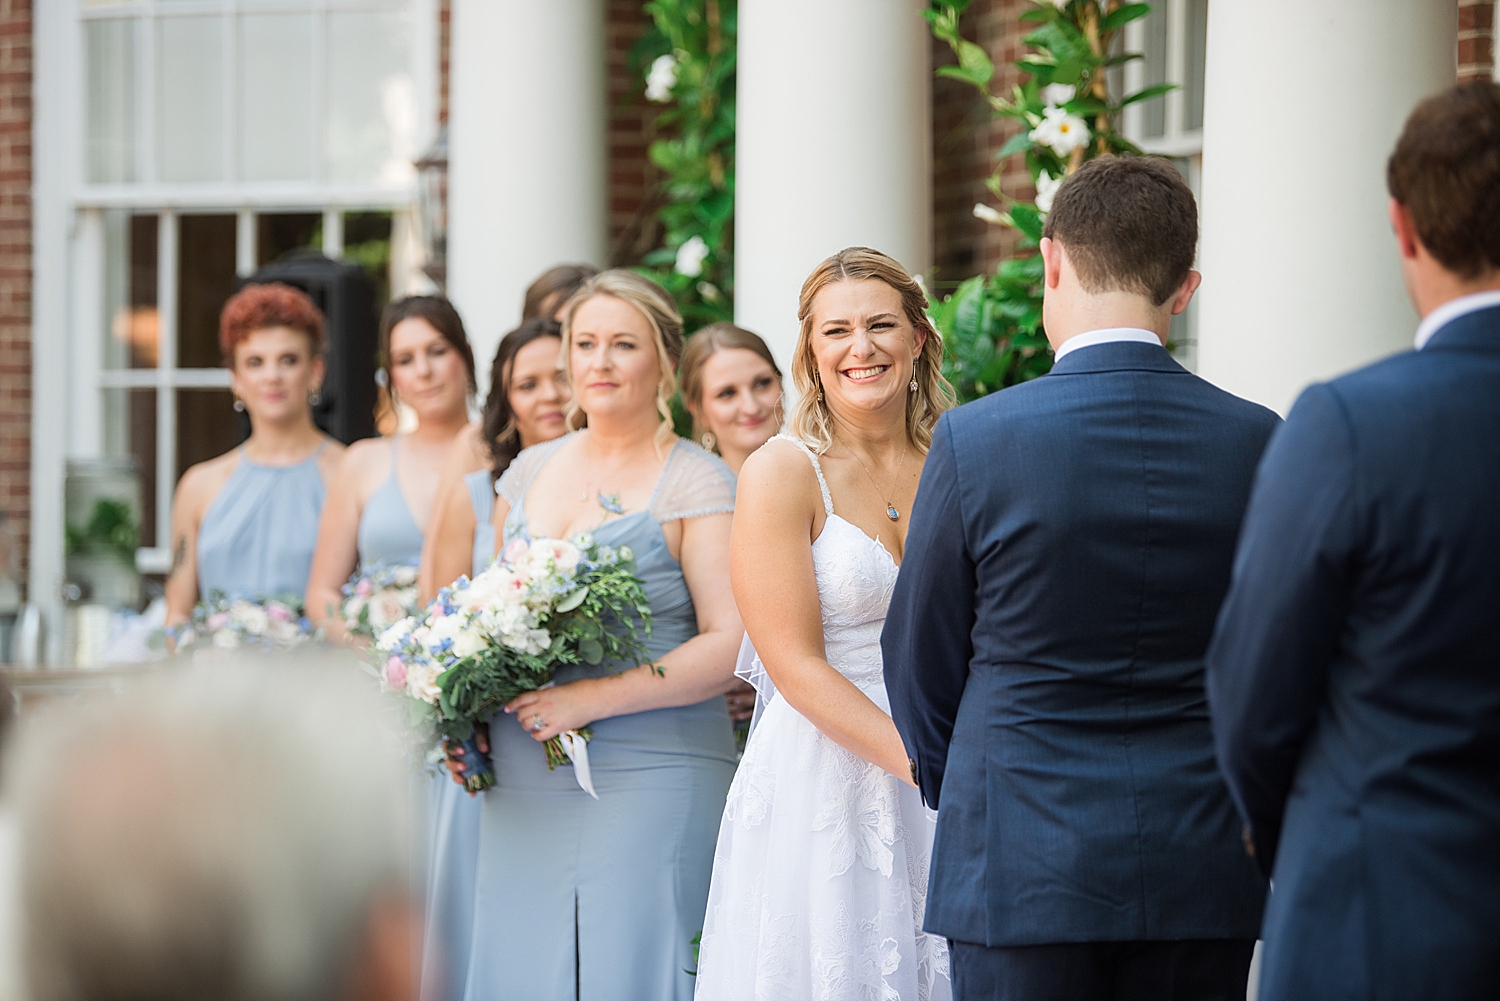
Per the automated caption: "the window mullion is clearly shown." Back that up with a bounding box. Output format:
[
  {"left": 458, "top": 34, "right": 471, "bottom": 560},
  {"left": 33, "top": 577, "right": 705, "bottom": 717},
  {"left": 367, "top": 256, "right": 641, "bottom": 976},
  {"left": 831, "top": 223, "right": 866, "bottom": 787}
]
[
  {"left": 139, "top": 12, "right": 156, "bottom": 184},
  {"left": 156, "top": 209, "right": 179, "bottom": 553},
  {"left": 236, "top": 208, "right": 256, "bottom": 277},
  {"left": 1165, "top": 0, "right": 1188, "bottom": 146}
]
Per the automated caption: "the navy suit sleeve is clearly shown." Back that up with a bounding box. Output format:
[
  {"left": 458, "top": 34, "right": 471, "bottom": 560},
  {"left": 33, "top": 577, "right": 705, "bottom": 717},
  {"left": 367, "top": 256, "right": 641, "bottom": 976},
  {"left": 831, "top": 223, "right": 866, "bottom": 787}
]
[
  {"left": 882, "top": 414, "right": 977, "bottom": 810},
  {"left": 1206, "top": 383, "right": 1362, "bottom": 874}
]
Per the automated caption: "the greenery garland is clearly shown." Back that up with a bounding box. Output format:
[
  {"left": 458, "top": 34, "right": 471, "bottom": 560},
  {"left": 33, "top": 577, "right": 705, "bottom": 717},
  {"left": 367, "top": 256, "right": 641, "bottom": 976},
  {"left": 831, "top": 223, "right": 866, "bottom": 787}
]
[
  {"left": 634, "top": 0, "right": 737, "bottom": 331},
  {"left": 926, "top": 0, "right": 1171, "bottom": 402}
]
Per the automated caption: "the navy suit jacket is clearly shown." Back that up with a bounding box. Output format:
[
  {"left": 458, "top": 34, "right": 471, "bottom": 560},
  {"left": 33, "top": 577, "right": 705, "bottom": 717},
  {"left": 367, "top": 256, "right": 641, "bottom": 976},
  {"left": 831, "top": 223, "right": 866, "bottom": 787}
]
[
  {"left": 882, "top": 341, "right": 1275, "bottom": 948},
  {"left": 1207, "top": 304, "right": 1500, "bottom": 999}
]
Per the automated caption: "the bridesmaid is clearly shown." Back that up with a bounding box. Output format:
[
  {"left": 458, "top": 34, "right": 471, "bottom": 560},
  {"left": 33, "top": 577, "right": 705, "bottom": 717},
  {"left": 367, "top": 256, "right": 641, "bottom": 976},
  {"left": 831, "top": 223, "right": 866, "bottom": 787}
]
[
  {"left": 459, "top": 270, "right": 743, "bottom": 1001},
  {"left": 305, "top": 296, "right": 476, "bottom": 639},
  {"left": 415, "top": 316, "right": 571, "bottom": 1001},
  {"left": 677, "top": 322, "right": 784, "bottom": 475},
  {"left": 423, "top": 264, "right": 598, "bottom": 499},
  {"left": 676, "top": 323, "right": 785, "bottom": 731},
  {"left": 165, "top": 283, "right": 344, "bottom": 625}
]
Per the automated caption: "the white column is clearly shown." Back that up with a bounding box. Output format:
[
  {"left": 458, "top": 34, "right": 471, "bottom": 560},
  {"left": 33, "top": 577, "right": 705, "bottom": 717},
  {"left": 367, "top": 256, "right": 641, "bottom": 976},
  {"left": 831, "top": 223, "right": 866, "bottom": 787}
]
[
  {"left": 735, "top": 0, "right": 932, "bottom": 372},
  {"left": 1196, "top": 0, "right": 1456, "bottom": 414},
  {"left": 446, "top": 0, "right": 608, "bottom": 388}
]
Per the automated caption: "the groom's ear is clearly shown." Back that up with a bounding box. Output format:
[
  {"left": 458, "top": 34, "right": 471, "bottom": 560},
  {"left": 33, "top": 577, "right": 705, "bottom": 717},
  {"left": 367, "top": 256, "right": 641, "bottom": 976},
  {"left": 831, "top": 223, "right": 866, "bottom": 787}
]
[
  {"left": 1168, "top": 270, "right": 1203, "bottom": 317},
  {"left": 1040, "top": 237, "right": 1064, "bottom": 291}
]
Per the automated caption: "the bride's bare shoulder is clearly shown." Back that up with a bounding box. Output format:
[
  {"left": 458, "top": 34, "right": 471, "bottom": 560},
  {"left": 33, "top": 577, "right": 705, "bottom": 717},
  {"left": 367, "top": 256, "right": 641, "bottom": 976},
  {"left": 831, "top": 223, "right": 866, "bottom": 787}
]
[{"left": 736, "top": 437, "right": 822, "bottom": 515}]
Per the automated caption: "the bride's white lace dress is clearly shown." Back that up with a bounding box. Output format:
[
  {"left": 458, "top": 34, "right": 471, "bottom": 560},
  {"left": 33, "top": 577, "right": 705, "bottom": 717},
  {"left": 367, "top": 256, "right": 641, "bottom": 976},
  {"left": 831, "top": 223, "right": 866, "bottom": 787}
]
[{"left": 695, "top": 436, "right": 951, "bottom": 1001}]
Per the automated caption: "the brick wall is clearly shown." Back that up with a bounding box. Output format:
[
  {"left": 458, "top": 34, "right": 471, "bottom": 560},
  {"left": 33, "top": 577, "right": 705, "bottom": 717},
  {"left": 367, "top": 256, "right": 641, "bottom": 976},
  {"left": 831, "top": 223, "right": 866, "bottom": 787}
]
[
  {"left": 1458, "top": 0, "right": 1495, "bottom": 83},
  {"left": 606, "top": 0, "right": 661, "bottom": 266},
  {"left": 931, "top": 0, "right": 1032, "bottom": 296},
  {"left": 438, "top": 0, "right": 450, "bottom": 123},
  {"left": 0, "top": 0, "right": 28, "bottom": 587}
]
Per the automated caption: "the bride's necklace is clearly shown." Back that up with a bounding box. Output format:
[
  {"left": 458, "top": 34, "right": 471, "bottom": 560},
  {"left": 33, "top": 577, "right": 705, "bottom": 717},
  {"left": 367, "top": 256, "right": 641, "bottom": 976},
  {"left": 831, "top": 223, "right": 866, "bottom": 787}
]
[{"left": 839, "top": 436, "right": 909, "bottom": 522}]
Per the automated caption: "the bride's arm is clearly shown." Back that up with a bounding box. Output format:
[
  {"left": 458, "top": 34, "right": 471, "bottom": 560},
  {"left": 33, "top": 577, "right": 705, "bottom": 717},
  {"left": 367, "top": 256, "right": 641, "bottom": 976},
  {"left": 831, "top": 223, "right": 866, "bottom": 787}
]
[
  {"left": 731, "top": 443, "right": 917, "bottom": 787},
  {"left": 503, "top": 510, "right": 743, "bottom": 737}
]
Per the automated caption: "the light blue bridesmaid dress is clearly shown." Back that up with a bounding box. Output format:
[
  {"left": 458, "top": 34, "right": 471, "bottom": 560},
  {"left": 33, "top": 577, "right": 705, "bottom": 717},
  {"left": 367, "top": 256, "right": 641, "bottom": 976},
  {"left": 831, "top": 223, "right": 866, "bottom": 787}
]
[
  {"left": 464, "top": 434, "right": 738, "bottom": 1001},
  {"left": 197, "top": 440, "right": 332, "bottom": 600},
  {"left": 356, "top": 437, "right": 425, "bottom": 569},
  {"left": 420, "top": 467, "right": 495, "bottom": 1001}
]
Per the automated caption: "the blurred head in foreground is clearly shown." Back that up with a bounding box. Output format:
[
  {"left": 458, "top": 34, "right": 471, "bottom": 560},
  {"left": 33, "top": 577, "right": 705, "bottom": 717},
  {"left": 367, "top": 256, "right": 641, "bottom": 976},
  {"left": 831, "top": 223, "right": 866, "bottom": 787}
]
[{"left": 6, "top": 657, "right": 417, "bottom": 1001}]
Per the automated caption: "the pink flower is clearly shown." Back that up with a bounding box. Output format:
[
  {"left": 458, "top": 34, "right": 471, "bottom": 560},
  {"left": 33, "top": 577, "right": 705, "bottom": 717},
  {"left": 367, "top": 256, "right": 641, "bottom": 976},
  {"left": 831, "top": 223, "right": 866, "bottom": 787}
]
[
  {"left": 267, "top": 604, "right": 292, "bottom": 622},
  {"left": 503, "top": 538, "right": 530, "bottom": 565},
  {"left": 356, "top": 578, "right": 374, "bottom": 597},
  {"left": 206, "top": 612, "right": 230, "bottom": 631},
  {"left": 384, "top": 656, "right": 407, "bottom": 689}
]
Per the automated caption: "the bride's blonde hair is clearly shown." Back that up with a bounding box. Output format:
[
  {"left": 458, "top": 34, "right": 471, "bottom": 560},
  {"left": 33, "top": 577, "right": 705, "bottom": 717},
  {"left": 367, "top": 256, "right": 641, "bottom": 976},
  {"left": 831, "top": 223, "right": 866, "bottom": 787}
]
[
  {"left": 559, "top": 269, "right": 684, "bottom": 451},
  {"left": 787, "top": 247, "right": 956, "bottom": 454}
]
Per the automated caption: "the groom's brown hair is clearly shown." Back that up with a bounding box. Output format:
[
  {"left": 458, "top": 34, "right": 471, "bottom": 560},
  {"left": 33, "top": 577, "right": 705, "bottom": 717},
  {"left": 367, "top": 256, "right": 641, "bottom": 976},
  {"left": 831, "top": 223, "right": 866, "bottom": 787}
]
[{"left": 1042, "top": 155, "right": 1197, "bottom": 306}]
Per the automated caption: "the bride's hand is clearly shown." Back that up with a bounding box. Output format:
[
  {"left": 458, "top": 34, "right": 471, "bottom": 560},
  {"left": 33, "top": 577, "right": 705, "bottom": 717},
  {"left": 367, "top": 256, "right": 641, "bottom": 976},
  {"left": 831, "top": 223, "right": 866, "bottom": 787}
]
[{"left": 506, "top": 681, "right": 601, "bottom": 743}]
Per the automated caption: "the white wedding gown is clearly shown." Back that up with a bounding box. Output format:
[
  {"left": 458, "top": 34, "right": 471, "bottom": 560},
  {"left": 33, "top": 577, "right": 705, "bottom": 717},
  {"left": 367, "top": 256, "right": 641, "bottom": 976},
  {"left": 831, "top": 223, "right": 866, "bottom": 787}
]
[{"left": 695, "top": 436, "right": 951, "bottom": 1001}]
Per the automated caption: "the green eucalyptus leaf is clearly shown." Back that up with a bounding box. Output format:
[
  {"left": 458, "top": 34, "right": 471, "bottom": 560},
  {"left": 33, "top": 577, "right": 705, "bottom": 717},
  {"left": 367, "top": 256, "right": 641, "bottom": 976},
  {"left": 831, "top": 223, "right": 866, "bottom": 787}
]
[
  {"left": 580, "top": 638, "right": 604, "bottom": 666},
  {"left": 555, "top": 586, "right": 590, "bottom": 613}
]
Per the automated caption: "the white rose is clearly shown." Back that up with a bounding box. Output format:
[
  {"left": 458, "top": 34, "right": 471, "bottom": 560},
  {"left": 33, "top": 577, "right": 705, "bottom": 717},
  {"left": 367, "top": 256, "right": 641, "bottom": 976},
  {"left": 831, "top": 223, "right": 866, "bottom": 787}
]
[
  {"left": 212, "top": 628, "right": 240, "bottom": 650},
  {"left": 392, "top": 566, "right": 419, "bottom": 588},
  {"left": 1030, "top": 107, "right": 1090, "bottom": 157},
  {"left": 368, "top": 589, "right": 410, "bottom": 630},
  {"left": 674, "top": 236, "right": 710, "bottom": 278},
  {"left": 1040, "top": 83, "right": 1076, "bottom": 109},
  {"left": 973, "top": 202, "right": 1006, "bottom": 226},
  {"left": 405, "top": 660, "right": 442, "bottom": 704},
  {"left": 645, "top": 53, "right": 678, "bottom": 103},
  {"left": 450, "top": 627, "right": 487, "bottom": 660},
  {"left": 231, "top": 601, "right": 270, "bottom": 636},
  {"left": 1034, "top": 170, "right": 1063, "bottom": 214}
]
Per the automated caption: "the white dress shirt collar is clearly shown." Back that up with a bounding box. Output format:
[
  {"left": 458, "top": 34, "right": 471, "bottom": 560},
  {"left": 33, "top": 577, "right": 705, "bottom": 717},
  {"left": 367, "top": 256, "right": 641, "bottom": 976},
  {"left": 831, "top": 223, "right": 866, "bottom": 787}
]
[
  {"left": 1414, "top": 290, "right": 1500, "bottom": 350},
  {"left": 1052, "top": 327, "right": 1164, "bottom": 363}
]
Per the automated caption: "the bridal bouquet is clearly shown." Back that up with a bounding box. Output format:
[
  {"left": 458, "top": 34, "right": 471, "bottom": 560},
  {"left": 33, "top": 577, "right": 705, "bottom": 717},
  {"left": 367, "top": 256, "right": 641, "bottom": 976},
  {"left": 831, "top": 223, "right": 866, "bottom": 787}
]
[
  {"left": 339, "top": 563, "right": 420, "bottom": 642},
  {"left": 168, "top": 592, "right": 314, "bottom": 653},
  {"left": 375, "top": 534, "right": 653, "bottom": 795}
]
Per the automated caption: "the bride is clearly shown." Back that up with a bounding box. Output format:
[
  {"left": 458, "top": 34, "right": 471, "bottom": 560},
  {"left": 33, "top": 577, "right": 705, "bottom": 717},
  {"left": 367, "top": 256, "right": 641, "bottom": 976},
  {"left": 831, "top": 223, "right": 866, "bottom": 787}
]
[{"left": 695, "top": 247, "right": 955, "bottom": 1000}]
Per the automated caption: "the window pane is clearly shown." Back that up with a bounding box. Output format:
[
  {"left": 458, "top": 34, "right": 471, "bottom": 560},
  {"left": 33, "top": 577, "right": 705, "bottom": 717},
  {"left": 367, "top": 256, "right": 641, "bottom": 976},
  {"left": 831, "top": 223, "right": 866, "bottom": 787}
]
[
  {"left": 103, "top": 211, "right": 159, "bottom": 369},
  {"left": 326, "top": 11, "right": 416, "bottom": 185},
  {"left": 86, "top": 18, "right": 135, "bottom": 183},
  {"left": 1183, "top": 0, "right": 1208, "bottom": 133},
  {"left": 344, "top": 210, "right": 393, "bottom": 306},
  {"left": 101, "top": 389, "right": 157, "bottom": 549},
  {"left": 240, "top": 13, "right": 315, "bottom": 181},
  {"left": 256, "top": 212, "right": 322, "bottom": 268},
  {"left": 157, "top": 16, "right": 225, "bottom": 182},
  {"left": 178, "top": 214, "right": 238, "bottom": 368},
  {"left": 1140, "top": 8, "right": 1168, "bottom": 139},
  {"left": 176, "top": 390, "right": 243, "bottom": 485}
]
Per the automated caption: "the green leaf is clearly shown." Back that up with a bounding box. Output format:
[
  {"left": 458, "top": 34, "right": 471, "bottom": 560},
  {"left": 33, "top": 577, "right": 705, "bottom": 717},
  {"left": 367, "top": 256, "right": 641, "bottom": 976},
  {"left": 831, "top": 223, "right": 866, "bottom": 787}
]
[
  {"left": 1019, "top": 5, "right": 1061, "bottom": 23},
  {"left": 997, "top": 130, "right": 1033, "bottom": 159},
  {"left": 1118, "top": 82, "right": 1176, "bottom": 108},
  {"left": 936, "top": 65, "right": 984, "bottom": 85},
  {"left": 954, "top": 39, "right": 994, "bottom": 87},
  {"left": 1102, "top": 3, "right": 1152, "bottom": 31},
  {"left": 1010, "top": 203, "right": 1044, "bottom": 243},
  {"left": 580, "top": 638, "right": 604, "bottom": 665},
  {"left": 555, "top": 586, "right": 590, "bottom": 613}
]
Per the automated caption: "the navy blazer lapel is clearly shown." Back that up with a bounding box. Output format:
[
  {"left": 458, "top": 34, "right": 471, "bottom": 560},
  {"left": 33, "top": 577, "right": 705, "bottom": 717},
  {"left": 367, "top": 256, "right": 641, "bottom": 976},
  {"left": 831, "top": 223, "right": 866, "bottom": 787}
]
[
  {"left": 1045, "top": 340, "right": 1187, "bottom": 376},
  {"left": 1424, "top": 304, "right": 1500, "bottom": 354}
]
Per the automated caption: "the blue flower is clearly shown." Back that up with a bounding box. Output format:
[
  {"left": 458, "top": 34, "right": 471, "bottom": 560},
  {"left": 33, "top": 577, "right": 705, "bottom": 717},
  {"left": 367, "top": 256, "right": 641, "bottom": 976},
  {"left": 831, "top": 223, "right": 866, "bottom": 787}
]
[{"left": 598, "top": 492, "right": 625, "bottom": 515}]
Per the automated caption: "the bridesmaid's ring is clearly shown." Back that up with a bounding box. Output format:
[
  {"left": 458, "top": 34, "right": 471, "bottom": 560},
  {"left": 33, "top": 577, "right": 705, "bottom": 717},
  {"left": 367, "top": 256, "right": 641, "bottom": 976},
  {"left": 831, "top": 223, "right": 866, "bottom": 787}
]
[{"left": 530, "top": 715, "right": 546, "bottom": 733}]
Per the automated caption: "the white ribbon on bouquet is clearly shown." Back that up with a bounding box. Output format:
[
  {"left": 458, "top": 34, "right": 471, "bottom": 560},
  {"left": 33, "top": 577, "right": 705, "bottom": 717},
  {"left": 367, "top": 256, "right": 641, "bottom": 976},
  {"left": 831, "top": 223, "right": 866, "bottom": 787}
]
[{"left": 557, "top": 730, "right": 597, "bottom": 799}]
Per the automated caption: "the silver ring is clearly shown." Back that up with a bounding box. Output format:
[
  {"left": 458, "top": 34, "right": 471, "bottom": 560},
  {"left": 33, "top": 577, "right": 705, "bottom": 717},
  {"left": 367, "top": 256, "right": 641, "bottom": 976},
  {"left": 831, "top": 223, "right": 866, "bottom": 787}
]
[{"left": 530, "top": 715, "right": 546, "bottom": 733}]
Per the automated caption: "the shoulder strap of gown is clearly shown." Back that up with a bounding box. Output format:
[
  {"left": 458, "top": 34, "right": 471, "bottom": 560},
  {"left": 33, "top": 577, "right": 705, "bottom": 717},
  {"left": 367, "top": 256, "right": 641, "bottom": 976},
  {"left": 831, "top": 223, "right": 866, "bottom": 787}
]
[{"left": 771, "top": 434, "right": 833, "bottom": 518}]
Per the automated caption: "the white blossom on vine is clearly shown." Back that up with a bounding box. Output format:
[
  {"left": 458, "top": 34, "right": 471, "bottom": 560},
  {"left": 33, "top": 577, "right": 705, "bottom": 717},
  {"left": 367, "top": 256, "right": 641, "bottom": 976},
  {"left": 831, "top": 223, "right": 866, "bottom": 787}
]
[
  {"left": 972, "top": 203, "right": 1006, "bottom": 226},
  {"left": 675, "top": 235, "right": 710, "bottom": 277},
  {"left": 1040, "top": 83, "right": 1076, "bottom": 109},
  {"left": 1030, "top": 107, "right": 1090, "bottom": 156},
  {"left": 1035, "top": 171, "right": 1063, "bottom": 214},
  {"left": 645, "top": 54, "right": 678, "bottom": 103}
]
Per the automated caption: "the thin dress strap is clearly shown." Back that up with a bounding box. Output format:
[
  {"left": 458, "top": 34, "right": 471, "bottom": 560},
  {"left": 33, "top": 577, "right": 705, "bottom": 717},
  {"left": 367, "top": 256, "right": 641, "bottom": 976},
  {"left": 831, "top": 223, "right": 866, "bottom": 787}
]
[{"left": 771, "top": 434, "right": 834, "bottom": 517}]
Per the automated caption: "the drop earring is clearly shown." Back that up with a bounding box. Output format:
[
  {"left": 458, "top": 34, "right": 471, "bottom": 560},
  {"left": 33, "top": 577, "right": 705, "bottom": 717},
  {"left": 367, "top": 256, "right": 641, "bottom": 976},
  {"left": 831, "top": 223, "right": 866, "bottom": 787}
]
[
  {"left": 701, "top": 431, "right": 717, "bottom": 451},
  {"left": 909, "top": 378, "right": 918, "bottom": 393},
  {"left": 309, "top": 387, "right": 322, "bottom": 406},
  {"left": 232, "top": 397, "right": 245, "bottom": 413}
]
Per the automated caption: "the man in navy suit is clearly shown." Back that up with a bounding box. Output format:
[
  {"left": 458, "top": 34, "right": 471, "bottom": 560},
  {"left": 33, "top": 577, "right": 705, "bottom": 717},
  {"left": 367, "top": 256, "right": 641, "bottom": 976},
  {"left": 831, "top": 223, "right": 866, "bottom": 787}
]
[
  {"left": 882, "top": 156, "right": 1276, "bottom": 1000},
  {"left": 1207, "top": 82, "right": 1500, "bottom": 1001}
]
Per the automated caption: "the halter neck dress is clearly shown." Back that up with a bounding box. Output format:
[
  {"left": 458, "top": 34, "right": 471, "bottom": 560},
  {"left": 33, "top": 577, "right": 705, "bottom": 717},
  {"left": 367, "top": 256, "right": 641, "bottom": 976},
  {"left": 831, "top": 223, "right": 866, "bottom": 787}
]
[
  {"left": 196, "top": 440, "right": 332, "bottom": 601},
  {"left": 420, "top": 467, "right": 495, "bottom": 1001},
  {"left": 462, "top": 433, "right": 738, "bottom": 1001},
  {"left": 356, "top": 436, "right": 425, "bottom": 569}
]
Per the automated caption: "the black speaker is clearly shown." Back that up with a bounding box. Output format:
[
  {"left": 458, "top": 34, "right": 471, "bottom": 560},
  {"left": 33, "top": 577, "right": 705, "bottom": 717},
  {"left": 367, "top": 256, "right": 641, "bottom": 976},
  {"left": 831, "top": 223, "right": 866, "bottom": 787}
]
[{"left": 241, "top": 249, "right": 379, "bottom": 444}]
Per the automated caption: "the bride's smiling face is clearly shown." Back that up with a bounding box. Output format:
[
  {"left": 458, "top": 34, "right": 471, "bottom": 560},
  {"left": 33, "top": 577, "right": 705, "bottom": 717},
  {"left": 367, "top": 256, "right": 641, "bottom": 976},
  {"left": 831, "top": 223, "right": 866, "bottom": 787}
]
[{"left": 809, "top": 279, "right": 925, "bottom": 421}]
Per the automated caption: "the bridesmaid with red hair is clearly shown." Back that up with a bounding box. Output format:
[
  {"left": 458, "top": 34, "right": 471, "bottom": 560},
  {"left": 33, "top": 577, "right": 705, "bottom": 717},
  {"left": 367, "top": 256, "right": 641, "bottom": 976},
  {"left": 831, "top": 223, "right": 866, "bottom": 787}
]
[{"left": 165, "top": 282, "right": 344, "bottom": 627}]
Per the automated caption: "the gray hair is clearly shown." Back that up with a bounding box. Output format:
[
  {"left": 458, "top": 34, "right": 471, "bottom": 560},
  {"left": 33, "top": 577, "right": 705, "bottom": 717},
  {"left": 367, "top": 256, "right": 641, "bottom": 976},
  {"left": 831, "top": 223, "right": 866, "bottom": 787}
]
[{"left": 5, "top": 656, "right": 414, "bottom": 1001}]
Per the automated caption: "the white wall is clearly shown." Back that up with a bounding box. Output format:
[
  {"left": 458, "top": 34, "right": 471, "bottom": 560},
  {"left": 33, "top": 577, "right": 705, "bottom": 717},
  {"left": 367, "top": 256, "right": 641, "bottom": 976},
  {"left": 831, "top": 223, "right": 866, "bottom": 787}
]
[
  {"left": 734, "top": 0, "right": 933, "bottom": 373},
  {"left": 1196, "top": 0, "right": 1457, "bottom": 414},
  {"left": 446, "top": 0, "right": 608, "bottom": 390}
]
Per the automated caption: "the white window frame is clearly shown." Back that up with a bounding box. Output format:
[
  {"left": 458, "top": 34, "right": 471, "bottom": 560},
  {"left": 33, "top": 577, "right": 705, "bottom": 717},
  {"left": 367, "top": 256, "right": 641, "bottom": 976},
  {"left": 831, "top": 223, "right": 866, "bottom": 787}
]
[{"left": 33, "top": 0, "right": 436, "bottom": 647}]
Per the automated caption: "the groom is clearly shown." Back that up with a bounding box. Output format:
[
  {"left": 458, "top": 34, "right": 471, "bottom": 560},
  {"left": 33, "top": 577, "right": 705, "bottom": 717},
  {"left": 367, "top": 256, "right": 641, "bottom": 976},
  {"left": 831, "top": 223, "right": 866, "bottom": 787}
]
[{"left": 883, "top": 156, "right": 1276, "bottom": 1000}]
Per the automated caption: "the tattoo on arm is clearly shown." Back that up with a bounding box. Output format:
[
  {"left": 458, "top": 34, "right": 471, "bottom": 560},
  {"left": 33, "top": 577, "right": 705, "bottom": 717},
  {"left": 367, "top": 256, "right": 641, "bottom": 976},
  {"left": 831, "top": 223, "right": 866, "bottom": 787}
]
[{"left": 170, "top": 536, "right": 188, "bottom": 576}]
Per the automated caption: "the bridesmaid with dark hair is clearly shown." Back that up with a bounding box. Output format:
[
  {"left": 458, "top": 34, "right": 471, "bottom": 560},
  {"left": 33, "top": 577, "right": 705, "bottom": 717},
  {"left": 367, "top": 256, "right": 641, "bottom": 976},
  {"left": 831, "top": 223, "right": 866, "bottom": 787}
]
[
  {"left": 165, "top": 283, "right": 344, "bottom": 626},
  {"left": 414, "top": 315, "right": 572, "bottom": 1001},
  {"left": 305, "top": 296, "right": 476, "bottom": 639}
]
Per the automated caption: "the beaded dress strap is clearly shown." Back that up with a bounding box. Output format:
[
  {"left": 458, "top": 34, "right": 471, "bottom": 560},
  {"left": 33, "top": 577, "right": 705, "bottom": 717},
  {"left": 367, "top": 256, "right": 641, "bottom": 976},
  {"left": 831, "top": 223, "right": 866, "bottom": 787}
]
[{"left": 772, "top": 434, "right": 834, "bottom": 517}]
